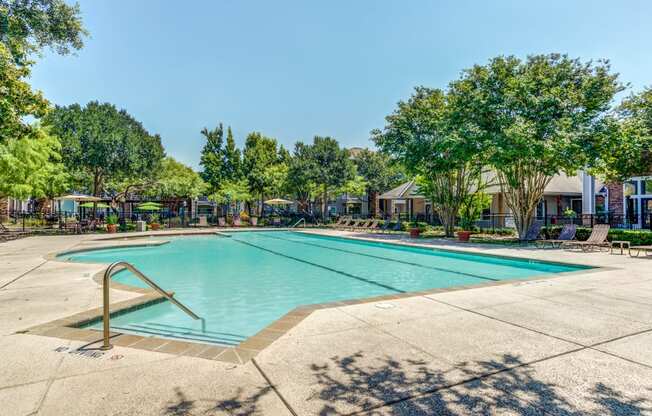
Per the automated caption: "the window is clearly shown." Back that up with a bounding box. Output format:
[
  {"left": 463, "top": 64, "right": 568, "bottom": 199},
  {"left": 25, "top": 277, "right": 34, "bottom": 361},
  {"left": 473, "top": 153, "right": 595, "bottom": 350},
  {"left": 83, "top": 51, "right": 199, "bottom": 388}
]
[
  {"left": 642, "top": 180, "right": 652, "bottom": 195},
  {"left": 624, "top": 181, "right": 637, "bottom": 197}
]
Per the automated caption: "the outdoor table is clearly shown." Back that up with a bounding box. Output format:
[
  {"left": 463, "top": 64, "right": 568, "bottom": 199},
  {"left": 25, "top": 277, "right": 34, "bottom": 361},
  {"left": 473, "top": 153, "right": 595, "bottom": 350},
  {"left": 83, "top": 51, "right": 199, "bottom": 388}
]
[{"left": 610, "top": 240, "right": 630, "bottom": 255}]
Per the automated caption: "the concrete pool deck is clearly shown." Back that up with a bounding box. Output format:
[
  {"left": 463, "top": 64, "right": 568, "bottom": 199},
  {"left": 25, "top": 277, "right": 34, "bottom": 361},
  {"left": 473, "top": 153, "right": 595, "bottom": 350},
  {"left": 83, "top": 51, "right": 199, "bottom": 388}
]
[{"left": 1, "top": 229, "right": 652, "bottom": 415}]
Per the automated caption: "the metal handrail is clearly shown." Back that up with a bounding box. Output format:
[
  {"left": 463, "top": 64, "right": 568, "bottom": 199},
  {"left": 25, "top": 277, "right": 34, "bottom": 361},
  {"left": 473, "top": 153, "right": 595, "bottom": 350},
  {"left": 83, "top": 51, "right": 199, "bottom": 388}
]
[
  {"left": 101, "top": 261, "right": 201, "bottom": 350},
  {"left": 290, "top": 218, "right": 306, "bottom": 228}
]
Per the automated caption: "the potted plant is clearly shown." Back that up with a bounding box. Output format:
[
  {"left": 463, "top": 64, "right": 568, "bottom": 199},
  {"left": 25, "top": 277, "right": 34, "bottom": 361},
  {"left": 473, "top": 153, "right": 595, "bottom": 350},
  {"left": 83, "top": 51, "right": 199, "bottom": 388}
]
[
  {"left": 106, "top": 214, "right": 118, "bottom": 233},
  {"left": 250, "top": 216, "right": 258, "bottom": 226},
  {"left": 457, "top": 192, "right": 490, "bottom": 242},
  {"left": 149, "top": 214, "right": 160, "bottom": 231},
  {"left": 409, "top": 221, "right": 421, "bottom": 238}
]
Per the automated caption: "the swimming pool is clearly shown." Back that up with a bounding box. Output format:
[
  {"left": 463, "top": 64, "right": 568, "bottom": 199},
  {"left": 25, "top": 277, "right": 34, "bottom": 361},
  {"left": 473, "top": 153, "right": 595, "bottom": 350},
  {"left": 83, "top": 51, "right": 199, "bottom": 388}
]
[{"left": 63, "top": 231, "right": 589, "bottom": 346}]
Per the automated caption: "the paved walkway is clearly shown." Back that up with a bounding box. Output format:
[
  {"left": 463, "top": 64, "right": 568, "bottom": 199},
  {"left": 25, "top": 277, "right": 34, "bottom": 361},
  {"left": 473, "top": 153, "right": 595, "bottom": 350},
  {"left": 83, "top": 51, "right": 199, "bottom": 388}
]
[{"left": 1, "top": 230, "right": 652, "bottom": 415}]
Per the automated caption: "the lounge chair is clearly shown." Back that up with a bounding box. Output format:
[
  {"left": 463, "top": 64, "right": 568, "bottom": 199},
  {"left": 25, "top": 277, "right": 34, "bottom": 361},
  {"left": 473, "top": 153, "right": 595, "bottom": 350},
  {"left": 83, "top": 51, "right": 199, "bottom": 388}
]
[
  {"left": 629, "top": 245, "right": 652, "bottom": 257},
  {"left": 376, "top": 221, "right": 392, "bottom": 233},
  {"left": 536, "top": 224, "right": 577, "bottom": 249},
  {"left": 354, "top": 220, "right": 372, "bottom": 230},
  {"left": 562, "top": 224, "right": 610, "bottom": 252},
  {"left": 520, "top": 221, "right": 542, "bottom": 244},
  {"left": 329, "top": 217, "right": 348, "bottom": 228},
  {"left": 357, "top": 219, "right": 378, "bottom": 232},
  {"left": 344, "top": 219, "right": 362, "bottom": 230},
  {"left": 0, "top": 223, "right": 29, "bottom": 241}
]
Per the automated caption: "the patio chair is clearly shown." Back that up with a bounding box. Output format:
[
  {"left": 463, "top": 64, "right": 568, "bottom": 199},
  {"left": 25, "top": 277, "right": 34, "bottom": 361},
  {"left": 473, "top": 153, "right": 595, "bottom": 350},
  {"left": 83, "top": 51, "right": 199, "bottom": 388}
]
[
  {"left": 272, "top": 217, "right": 282, "bottom": 227},
  {"left": 562, "top": 224, "right": 610, "bottom": 252},
  {"left": 345, "top": 219, "right": 363, "bottom": 230},
  {"left": 328, "top": 217, "right": 348, "bottom": 228},
  {"left": 354, "top": 219, "right": 372, "bottom": 230},
  {"left": 629, "top": 245, "right": 652, "bottom": 258},
  {"left": 0, "top": 222, "right": 29, "bottom": 241},
  {"left": 356, "top": 219, "right": 378, "bottom": 232},
  {"left": 536, "top": 224, "right": 577, "bottom": 249},
  {"left": 519, "top": 222, "right": 542, "bottom": 244}
]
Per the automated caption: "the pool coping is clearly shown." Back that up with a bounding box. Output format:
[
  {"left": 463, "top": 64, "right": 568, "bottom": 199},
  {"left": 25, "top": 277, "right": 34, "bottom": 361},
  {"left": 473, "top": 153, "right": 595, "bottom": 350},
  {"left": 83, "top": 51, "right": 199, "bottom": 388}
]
[{"left": 27, "top": 229, "right": 613, "bottom": 365}]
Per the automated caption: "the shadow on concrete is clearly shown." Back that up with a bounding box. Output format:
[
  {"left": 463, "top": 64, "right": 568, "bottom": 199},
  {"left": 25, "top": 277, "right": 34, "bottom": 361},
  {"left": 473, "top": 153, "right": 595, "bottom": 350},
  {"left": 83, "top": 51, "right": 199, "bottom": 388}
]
[
  {"left": 309, "top": 352, "right": 651, "bottom": 415},
  {"left": 163, "top": 385, "right": 274, "bottom": 416}
]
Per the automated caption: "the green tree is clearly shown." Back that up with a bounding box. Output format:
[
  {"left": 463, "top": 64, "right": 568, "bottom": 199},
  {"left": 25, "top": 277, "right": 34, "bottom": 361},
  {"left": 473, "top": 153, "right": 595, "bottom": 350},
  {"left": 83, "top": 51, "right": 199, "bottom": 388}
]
[
  {"left": 148, "top": 156, "right": 206, "bottom": 202},
  {"left": 209, "top": 178, "right": 253, "bottom": 217},
  {"left": 594, "top": 87, "right": 652, "bottom": 180},
  {"left": 199, "top": 124, "right": 225, "bottom": 190},
  {"left": 305, "top": 136, "right": 355, "bottom": 221},
  {"left": 0, "top": 127, "right": 68, "bottom": 199},
  {"left": 242, "top": 132, "right": 280, "bottom": 215},
  {"left": 286, "top": 142, "right": 316, "bottom": 213},
  {"left": 353, "top": 148, "right": 405, "bottom": 216},
  {"left": 222, "top": 126, "right": 242, "bottom": 181},
  {"left": 373, "top": 87, "right": 485, "bottom": 237},
  {"left": 452, "top": 54, "right": 622, "bottom": 239},
  {"left": 44, "top": 101, "right": 165, "bottom": 197}
]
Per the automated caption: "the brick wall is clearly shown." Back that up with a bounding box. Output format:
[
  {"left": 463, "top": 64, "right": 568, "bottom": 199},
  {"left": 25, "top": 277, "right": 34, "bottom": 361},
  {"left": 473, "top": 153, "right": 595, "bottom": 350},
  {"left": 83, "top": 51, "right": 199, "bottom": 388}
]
[{"left": 607, "top": 182, "right": 624, "bottom": 216}]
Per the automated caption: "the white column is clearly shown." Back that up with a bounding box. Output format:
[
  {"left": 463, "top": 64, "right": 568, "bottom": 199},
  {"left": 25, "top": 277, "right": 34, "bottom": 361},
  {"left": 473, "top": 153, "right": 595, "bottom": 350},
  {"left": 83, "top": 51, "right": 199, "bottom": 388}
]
[{"left": 581, "top": 171, "right": 595, "bottom": 215}]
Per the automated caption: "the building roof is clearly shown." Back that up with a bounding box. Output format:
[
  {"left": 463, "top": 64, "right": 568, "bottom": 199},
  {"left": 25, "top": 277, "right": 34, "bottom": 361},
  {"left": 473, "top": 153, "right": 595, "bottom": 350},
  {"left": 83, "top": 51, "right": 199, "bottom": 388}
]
[
  {"left": 378, "top": 180, "right": 425, "bottom": 200},
  {"left": 381, "top": 172, "right": 604, "bottom": 200}
]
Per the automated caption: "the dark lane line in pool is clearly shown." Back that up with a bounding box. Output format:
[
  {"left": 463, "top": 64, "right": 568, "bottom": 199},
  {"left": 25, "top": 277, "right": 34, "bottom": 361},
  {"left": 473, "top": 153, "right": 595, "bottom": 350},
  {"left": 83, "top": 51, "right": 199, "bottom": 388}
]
[
  {"left": 229, "top": 237, "right": 409, "bottom": 294},
  {"left": 258, "top": 233, "right": 501, "bottom": 282}
]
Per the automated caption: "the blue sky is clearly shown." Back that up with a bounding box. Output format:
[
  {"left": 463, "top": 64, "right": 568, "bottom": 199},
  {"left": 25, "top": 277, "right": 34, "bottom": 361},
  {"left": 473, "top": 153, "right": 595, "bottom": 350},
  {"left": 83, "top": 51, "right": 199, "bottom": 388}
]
[{"left": 31, "top": 0, "right": 652, "bottom": 169}]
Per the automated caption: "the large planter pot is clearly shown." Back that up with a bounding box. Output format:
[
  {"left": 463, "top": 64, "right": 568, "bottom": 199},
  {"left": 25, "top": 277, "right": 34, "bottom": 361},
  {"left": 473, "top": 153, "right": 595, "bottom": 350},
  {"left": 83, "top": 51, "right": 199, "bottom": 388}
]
[
  {"left": 150, "top": 223, "right": 160, "bottom": 231},
  {"left": 250, "top": 217, "right": 258, "bottom": 226},
  {"left": 457, "top": 230, "right": 472, "bottom": 242},
  {"left": 107, "top": 224, "right": 118, "bottom": 234},
  {"left": 409, "top": 228, "right": 420, "bottom": 238}
]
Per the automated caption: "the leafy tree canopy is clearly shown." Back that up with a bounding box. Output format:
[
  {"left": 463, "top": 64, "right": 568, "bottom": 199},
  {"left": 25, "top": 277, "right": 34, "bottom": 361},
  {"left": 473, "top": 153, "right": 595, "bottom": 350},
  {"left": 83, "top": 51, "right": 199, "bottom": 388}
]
[
  {"left": 0, "top": 126, "right": 67, "bottom": 199},
  {"left": 44, "top": 101, "right": 165, "bottom": 196},
  {"left": 242, "top": 132, "right": 282, "bottom": 202},
  {"left": 451, "top": 54, "right": 622, "bottom": 238},
  {"left": 148, "top": 157, "right": 207, "bottom": 200},
  {"left": 0, "top": 0, "right": 86, "bottom": 64},
  {"left": 373, "top": 87, "right": 485, "bottom": 235},
  {"left": 199, "top": 123, "right": 225, "bottom": 190},
  {"left": 353, "top": 148, "right": 405, "bottom": 194},
  {"left": 594, "top": 87, "right": 652, "bottom": 180},
  {"left": 222, "top": 126, "right": 242, "bottom": 181}
]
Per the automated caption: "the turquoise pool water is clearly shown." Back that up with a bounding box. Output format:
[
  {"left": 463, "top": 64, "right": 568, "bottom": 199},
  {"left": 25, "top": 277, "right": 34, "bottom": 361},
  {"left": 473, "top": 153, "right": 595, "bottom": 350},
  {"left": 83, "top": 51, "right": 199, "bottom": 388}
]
[{"left": 63, "top": 231, "right": 589, "bottom": 345}]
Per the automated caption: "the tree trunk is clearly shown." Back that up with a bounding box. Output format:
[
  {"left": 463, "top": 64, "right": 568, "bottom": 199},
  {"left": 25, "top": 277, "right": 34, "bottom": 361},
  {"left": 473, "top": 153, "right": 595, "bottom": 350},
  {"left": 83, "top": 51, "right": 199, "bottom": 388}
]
[
  {"left": 497, "top": 169, "right": 551, "bottom": 240},
  {"left": 322, "top": 185, "right": 328, "bottom": 222}
]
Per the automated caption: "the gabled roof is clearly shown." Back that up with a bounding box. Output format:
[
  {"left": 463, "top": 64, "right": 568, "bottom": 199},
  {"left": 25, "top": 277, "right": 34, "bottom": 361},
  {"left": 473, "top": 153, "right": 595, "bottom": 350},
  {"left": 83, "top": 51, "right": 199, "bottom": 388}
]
[{"left": 378, "top": 180, "right": 425, "bottom": 200}]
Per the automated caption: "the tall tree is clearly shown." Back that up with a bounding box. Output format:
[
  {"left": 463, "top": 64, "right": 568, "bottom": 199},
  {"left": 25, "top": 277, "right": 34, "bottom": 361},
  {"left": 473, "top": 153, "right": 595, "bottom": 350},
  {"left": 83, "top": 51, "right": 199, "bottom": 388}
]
[
  {"left": 199, "top": 124, "right": 225, "bottom": 191},
  {"left": 286, "top": 141, "right": 315, "bottom": 213},
  {"left": 305, "top": 136, "right": 355, "bottom": 221},
  {"left": 353, "top": 148, "right": 405, "bottom": 216},
  {"left": 242, "top": 132, "right": 280, "bottom": 215},
  {"left": 44, "top": 101, "right": 165, "bottom": 197},
  {"left": 452, "top": 54, "right": 622, "bottom": 239},
  {"left": 373, "top": 87, "right": 485, "bottom": 237},
  {"left": 222, "top": 126, "right": 242, "bottom": 181}
]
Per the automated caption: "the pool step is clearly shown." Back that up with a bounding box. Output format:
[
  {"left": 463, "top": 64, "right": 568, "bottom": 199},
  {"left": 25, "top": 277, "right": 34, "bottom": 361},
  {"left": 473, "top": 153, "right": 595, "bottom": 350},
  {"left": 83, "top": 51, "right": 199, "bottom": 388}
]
[{"left": 111, "top": 322, "right": 247, "bottom": 346}]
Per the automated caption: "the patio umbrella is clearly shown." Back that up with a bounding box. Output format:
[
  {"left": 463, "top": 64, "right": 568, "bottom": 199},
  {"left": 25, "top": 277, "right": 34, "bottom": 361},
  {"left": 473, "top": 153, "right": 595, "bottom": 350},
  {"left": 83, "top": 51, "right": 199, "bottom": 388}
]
[
  {"left": 264, "top": 198, "right": 294, "bottom": 205},
  {"left": 80, "top": 202, "right": 110, "bottom": 208},
  {"left": 55, "top": 194, "right": 102, "bottom": 202},
  {"left": 136, "top": 203, "right": 161, "bottom": 211}
]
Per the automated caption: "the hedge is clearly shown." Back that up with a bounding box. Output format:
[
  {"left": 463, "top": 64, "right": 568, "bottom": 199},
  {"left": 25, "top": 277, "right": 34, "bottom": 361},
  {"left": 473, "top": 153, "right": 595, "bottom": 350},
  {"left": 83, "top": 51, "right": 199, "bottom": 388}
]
[{"left": 542, "top": 226, "right": 652, "bottom": 245}]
